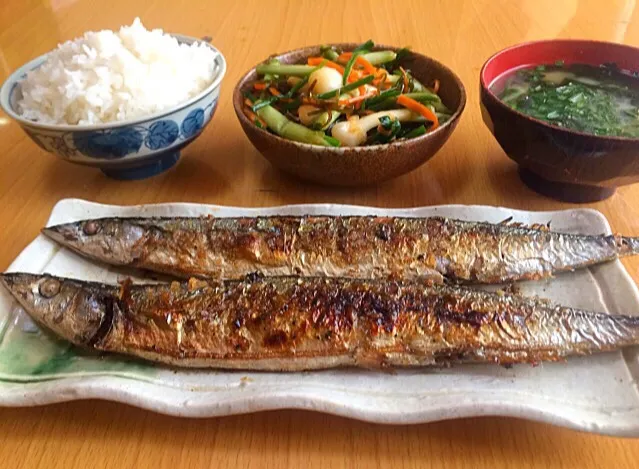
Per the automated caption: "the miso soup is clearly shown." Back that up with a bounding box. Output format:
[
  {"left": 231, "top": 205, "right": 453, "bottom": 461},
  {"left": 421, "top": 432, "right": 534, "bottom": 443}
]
[{"left": 492, "top": 62, "right": 639, "bottom": 138}]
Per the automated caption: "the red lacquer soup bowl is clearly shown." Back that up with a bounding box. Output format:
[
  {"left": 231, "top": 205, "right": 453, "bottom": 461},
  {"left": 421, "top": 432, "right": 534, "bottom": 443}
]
[{"left": 480, "top": 40, "right": 639, "bottom": 203}]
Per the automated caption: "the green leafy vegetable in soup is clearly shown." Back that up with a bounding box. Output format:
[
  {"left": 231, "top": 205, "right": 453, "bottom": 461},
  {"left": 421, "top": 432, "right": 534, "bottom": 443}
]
[{"left": 495, "top": 63, "right": 639, "bottom": 138}]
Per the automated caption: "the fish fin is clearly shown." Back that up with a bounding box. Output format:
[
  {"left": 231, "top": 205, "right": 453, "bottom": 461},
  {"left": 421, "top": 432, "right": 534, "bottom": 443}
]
[
  {"left": 501, "top": 282, "right": 521, "bottom": 296},
  {"left": 497, "top": 217, "right": 552, "bottom": 232}
]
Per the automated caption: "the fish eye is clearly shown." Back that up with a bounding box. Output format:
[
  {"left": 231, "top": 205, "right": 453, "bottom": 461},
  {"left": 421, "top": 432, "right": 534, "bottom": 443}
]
[
  {"left": 83, "top": 221, "right": 101, "bottom": 236},
  {"left": 39, "top": 278, "right": 61, "bottom": 298}
]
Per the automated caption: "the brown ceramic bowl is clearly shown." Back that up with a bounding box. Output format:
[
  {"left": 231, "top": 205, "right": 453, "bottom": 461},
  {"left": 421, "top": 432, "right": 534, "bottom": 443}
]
[
  {"left": 481, "top": 39, "right": 639, "bottom": 203},
  {"left": 233, "top": 43, "right": 466, "bottom": 186}
]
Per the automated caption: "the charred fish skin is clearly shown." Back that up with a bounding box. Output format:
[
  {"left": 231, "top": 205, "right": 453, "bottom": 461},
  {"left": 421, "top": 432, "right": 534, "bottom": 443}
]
[
  {"left": 42, "top": 216, "right": 639, "bottom": 284},
  {"left": 3, "top": 272, "right": 639, "bottom": 371}
]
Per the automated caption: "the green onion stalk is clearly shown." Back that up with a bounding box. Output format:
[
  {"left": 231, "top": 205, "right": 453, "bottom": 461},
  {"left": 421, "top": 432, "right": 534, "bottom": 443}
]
[
  {"left": 255, "top": 105, "right": 339, "bottom": 146},
  {"left": 342, "top": 40, "right": 375, "bottom": 85},
  {"left": 320, "top": 45, "right": 340, "bottom": 61},
  {"left": 401, "top": 124, "right": 427, "bottom": 139},
  {"left": 255, "top": 64, "right": 315, "bottom": 77},
  {"left": 255, "top": 50, "right": 397, "bottom": 78},
  {"left": 362, "top": 51, "right": 396, "bottom": 65},
  {"left": 316, "top": 75, "right": 375, "bottom": 99}
]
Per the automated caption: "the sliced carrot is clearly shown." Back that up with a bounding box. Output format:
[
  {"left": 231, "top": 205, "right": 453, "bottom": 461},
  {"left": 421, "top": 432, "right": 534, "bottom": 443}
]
[
  {"left": 355, "top": 55, "right": 377, "bottom": 75},
  {"left": 396, "top": 95, "right": 440, "bottom": 129},
  {"left": 243, "top": 107, "right": 267, "bottom": 128},
  {"left": 307, "top": 57, "right": 345, "bottom": 74},
  {"left": 358, "top": 85, "right": 367, "bottom": 96},
  {"left": 253, "top": 82, "right": 267, "bottom": 91},
  {"left": 269, "top": 86, "right": 282, "bottom": 96},
  {"left": 348, "top": 70, "right": 363, "bottom": 83},
  {"left": 337, "top": 52, "right": 352, "bottom": 63}
]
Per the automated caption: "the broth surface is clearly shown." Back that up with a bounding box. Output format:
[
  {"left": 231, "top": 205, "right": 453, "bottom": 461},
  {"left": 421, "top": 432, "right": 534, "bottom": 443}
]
[{"left": 493, "top": 63, "right": 639, "bottom": 137}]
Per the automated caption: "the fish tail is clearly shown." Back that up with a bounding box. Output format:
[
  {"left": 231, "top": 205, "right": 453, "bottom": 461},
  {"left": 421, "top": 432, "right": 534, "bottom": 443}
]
[
  {"left": 617, "top": 236, "right": 639, "bottom": 257},
  {"left": 613, "top": 313, "right": 639, "bottom": 340},
  {"left": 608, "top": 313, "right": 639, "bottom": 350},
  {"left": 578, "top": 310, "right": 639, "bottom": 349}
]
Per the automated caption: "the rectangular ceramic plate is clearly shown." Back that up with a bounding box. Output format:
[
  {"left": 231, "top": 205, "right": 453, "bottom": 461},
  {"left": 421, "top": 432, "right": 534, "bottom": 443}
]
[{"left": 1, "top": 199, "right": 639, "bottom": 435}]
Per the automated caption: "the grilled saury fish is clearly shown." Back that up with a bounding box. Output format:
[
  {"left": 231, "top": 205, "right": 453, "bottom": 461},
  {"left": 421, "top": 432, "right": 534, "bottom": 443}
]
[
  {"left": 3, "top": 272, "right": 638, "bottom": 370},
  {"left": 42, "top": 216, "right": 639, "bottom": 284}
]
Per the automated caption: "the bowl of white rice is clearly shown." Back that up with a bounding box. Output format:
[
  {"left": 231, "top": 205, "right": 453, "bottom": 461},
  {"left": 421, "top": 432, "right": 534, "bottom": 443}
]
[{"left": 0, "top": 19, "right": 226, "bottom": 179}]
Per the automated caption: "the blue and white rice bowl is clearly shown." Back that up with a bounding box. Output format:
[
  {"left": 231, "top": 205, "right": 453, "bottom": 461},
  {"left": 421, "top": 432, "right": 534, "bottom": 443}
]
[{"left": 0, "top": 35, "right": 226, "bottom": 180}]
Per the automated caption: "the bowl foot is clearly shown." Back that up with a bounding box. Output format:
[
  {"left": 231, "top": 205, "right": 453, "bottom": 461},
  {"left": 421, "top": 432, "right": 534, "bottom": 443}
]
[
  {"left": 518, "top": 168, "right": 615, "bottom": 203},
  {"left": 100, "top": 151, "right": 180, "bottom": 180}
]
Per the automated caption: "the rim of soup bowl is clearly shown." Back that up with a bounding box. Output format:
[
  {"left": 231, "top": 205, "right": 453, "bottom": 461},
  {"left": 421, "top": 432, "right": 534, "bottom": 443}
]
[{"left": 480, "top": 38, "right": 639, "bottom": 143}]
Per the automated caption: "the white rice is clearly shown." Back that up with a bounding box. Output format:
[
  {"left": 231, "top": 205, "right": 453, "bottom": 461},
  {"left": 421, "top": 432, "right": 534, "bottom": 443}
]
[{"left": 17, "top": 18, "right": 218, "bottom": 125}]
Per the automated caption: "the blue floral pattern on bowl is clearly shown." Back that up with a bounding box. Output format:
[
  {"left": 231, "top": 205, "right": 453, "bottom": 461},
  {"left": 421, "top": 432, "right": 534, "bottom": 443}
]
[
  {"left": 22, "top": 99, "right": 218, "bottom": 161},
  {"left": 145, "top": 120, "right": 180, "bottom": 150},
  {"left": 181, "top": 109, "right": 205, "bottom": 139},
  {"left": 74, "top": 128, "right": 144, "bottom": 159}
]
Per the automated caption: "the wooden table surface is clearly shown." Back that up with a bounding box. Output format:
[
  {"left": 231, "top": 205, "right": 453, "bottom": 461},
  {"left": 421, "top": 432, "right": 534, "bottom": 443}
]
[{"left": 2, "top": 0, "right": 639, "bottom": 467}]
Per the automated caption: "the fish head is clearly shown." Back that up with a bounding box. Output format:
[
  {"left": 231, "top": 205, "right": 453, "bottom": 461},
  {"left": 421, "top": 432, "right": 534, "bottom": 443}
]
[
  {"left": 42, "top": 218, "right": 146, "bottom": 265},
  {"left": 0, "top": 273, "right": 109, "bottom": 346}
]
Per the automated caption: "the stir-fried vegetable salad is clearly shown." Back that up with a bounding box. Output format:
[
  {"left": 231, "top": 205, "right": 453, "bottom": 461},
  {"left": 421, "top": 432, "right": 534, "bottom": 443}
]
[{"left": 242, "top": 40, "right": 452, "bottom": 147}]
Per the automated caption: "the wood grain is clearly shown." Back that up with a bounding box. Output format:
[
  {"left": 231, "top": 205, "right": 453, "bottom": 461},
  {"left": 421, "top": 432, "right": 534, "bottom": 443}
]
[{"left": 1, "top": 0, "right": 639, "bottom": 467}]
